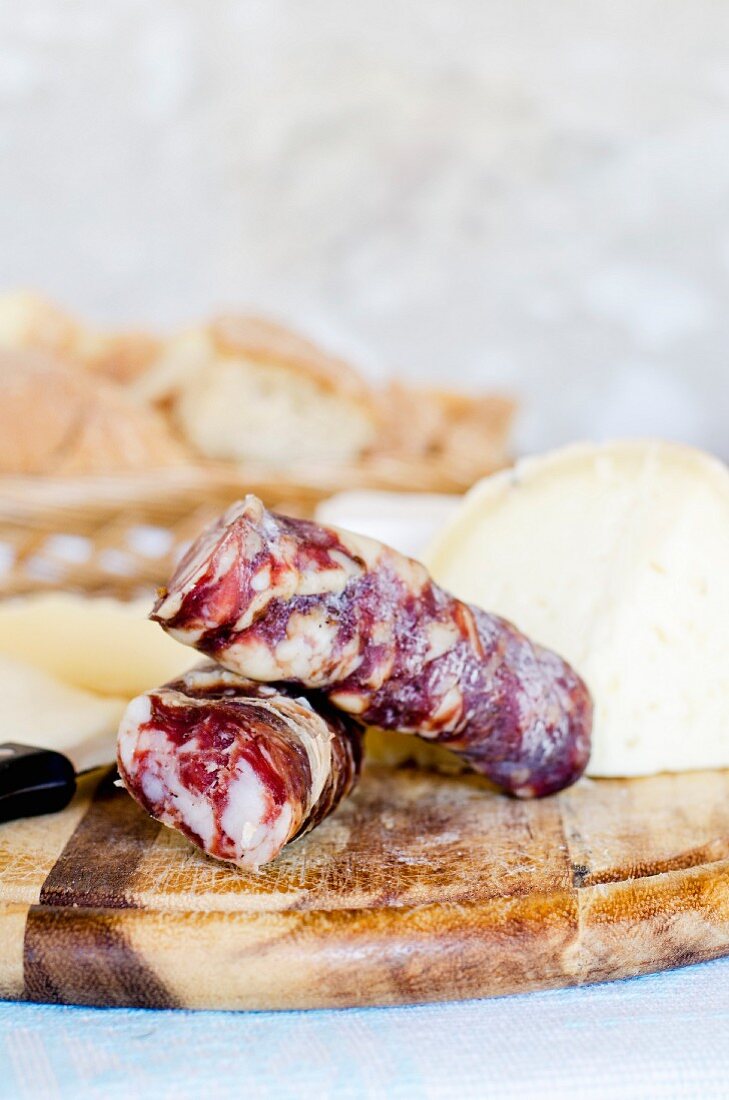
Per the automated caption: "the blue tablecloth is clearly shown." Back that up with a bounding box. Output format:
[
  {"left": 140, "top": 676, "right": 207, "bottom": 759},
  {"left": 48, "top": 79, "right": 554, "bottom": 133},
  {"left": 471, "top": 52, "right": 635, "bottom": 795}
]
[{"left": 2, "top": 957, "right": 729, "bottom": 1099}]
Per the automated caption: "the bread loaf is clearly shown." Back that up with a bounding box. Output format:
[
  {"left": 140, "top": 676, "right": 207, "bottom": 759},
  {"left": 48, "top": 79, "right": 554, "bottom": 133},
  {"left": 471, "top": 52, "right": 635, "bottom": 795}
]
[
  {"left": 133, "top": 314, "right": 380, "bottom": 468},
  {"left": 0, "top": 291, "right": 160, "bottom": 384},
  {"left": 0, "top": 347, "right": 186, "bottom": 476},
  {"left": 378, "top": 382, "right": 515, "bottom": 478}
]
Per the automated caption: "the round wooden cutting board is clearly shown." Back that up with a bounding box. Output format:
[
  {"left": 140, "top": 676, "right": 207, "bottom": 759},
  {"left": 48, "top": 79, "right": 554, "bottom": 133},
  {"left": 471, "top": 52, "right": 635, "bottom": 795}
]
[{"left": 1, "top": 762, "right": 729, "bottom": 1010}]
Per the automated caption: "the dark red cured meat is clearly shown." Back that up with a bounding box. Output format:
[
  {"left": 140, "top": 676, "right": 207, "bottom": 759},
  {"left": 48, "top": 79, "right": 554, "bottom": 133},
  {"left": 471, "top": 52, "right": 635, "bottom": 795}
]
[
  {"left": 151, "top": 496, "right": 593, "bottom": 797},
  {"left": 117, "top": 663, "right": 362, "bottom": 869}
]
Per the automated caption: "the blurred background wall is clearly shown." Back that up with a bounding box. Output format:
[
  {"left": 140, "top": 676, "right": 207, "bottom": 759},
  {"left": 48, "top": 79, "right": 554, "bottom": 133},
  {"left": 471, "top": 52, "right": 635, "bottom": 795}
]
[{"left": 1, "top": 0, "right": 727, "bottom": 455}]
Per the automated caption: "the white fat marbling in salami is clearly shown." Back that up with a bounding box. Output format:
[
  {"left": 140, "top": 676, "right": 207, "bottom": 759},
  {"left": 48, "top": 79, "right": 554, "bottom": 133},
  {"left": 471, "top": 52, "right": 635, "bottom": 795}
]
[
  {"left": 151, "top": 496, "right": 592, "bottom": 797},
  {"left": 117, "top": 664, "right": 362, "bottom": 870}
]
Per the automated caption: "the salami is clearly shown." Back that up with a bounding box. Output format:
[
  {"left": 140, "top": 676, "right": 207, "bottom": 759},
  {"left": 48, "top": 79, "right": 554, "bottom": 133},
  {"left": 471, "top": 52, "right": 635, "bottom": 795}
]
[
  {"left": 152, "top": 496, "right": 593, "bottom": 797},
  {"left": 117, "top": 663, "right": 362, "bottom": 869}
]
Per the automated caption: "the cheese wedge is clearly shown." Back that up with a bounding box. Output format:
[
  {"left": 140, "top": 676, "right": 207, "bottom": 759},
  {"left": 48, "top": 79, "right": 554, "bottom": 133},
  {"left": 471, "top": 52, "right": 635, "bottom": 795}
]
[
  {"left": 0, "top": 592, "right": 195, "bottom": 698},
  {"left": 0, "top": 654, "right": 126, "bottom": 771},
  {"left": 424, "top": 440, "right": 729, "bottom": 777}
]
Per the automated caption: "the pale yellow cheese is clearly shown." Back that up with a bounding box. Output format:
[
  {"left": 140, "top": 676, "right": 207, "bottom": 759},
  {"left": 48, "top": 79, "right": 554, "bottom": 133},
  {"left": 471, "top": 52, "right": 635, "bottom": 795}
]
[
  {"left": 0, "top": 653, "right": 126, "bottom": 771},
  {"left": 0, "top": 592, "right": 195, "bottom": 698},
  {"left": 424, "top": 440, "right": 729, "bottom": 778}
]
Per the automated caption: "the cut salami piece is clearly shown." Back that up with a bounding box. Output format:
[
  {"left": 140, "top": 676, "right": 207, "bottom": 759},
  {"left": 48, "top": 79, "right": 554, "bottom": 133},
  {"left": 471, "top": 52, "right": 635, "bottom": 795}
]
[
  {"left": 152, "top": 496, "right": 593, "bottom": 797},
  {"left": 117, "top": 664, "right": 362, "bottom": 870}
]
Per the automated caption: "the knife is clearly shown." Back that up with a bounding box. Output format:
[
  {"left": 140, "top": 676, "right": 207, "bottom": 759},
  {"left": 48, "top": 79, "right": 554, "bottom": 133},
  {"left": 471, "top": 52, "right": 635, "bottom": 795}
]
[
  {"left": 0, "top": 705, "right": 120, "bottom": 824},
  {"left": 0, "top": 742, "right": 78, "bottom": 824}
]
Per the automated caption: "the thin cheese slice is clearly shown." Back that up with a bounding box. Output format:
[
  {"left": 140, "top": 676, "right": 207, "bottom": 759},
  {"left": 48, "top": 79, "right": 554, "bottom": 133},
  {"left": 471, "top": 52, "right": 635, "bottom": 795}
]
[
  {"left": 424, "top": 440, "right": 729, "bottom": 777},
  {"left": 0, "top": 654, "right": 126, "bottom": 771},
  {"left": 0, "top": 592, "right": 195, "bottom": 698}
]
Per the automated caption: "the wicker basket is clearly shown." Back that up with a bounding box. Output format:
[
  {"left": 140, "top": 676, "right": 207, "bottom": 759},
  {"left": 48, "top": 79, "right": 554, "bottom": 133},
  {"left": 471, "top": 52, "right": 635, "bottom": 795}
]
[
  {"left": 0, "top": 450, "right": 501, "bottom": 599},
  {"left": 0, "top": 489, "right": 212, "bottom": 601}
]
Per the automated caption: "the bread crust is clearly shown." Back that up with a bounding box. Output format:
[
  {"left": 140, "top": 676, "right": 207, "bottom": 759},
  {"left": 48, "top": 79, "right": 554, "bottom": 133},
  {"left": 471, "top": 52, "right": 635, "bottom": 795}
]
[
  {"left": 0, "top": 291, "right": 161, "bottom": 385},
  {"left": 0, "top": 348, "right": 186, "bottom": 476},
  {"left": 209, "top": 314, "right": 374, "bottom": 404},
  {"left": 377, "top": 381, "right": 515, "bottom": 476}
]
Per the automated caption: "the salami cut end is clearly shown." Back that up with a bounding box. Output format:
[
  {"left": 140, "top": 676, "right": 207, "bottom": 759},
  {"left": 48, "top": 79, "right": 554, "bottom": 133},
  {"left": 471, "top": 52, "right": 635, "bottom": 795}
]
[{"left": 117, "top": 665, "right": 361, "bottom": 870}]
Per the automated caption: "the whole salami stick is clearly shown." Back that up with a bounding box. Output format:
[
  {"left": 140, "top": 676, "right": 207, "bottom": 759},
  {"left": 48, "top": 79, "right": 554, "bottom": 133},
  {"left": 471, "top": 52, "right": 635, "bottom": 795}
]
[
  {"left": 117, "top": 663, "right": 362, "bottom": 870},
  {"left": 152, "top": 496, "right": 592, "bottom": 797}
]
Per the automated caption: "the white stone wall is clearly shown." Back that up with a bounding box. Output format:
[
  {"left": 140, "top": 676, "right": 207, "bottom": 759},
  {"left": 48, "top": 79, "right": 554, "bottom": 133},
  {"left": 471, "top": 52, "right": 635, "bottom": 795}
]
[{"left": 1, "top": 1, "right": 727, "bottom": 455}]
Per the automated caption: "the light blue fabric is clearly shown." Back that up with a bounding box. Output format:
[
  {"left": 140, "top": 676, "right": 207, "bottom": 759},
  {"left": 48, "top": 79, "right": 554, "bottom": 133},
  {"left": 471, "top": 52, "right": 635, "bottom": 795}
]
[{"left": 2, "top": 958, "right": 729, "bottom": 1100}]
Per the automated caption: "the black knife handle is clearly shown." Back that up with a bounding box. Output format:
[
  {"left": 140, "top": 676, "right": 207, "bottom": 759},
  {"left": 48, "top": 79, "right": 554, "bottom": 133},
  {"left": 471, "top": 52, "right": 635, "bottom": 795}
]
[{"left": 0, "top": 743, "right": 76, "bottom": 824}]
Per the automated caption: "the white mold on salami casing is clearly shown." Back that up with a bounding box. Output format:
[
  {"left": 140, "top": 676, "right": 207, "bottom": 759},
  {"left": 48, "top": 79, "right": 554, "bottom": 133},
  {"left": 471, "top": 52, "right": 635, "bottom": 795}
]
[{"left": 150, "top": 496, "right": 593, "bottom": 797}]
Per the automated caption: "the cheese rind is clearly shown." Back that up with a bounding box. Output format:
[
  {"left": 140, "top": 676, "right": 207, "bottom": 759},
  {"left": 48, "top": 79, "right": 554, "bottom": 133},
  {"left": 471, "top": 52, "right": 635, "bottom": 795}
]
[{"left": 424, "top": 440, "right": 729, "bottom": 777}]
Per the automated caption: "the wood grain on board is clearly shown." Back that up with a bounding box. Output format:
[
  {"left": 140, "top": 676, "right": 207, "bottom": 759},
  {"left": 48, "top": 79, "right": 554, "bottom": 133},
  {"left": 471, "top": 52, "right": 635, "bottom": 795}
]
[{"left": 1, "top": 763, "right": 729, "bottom": 1009}]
